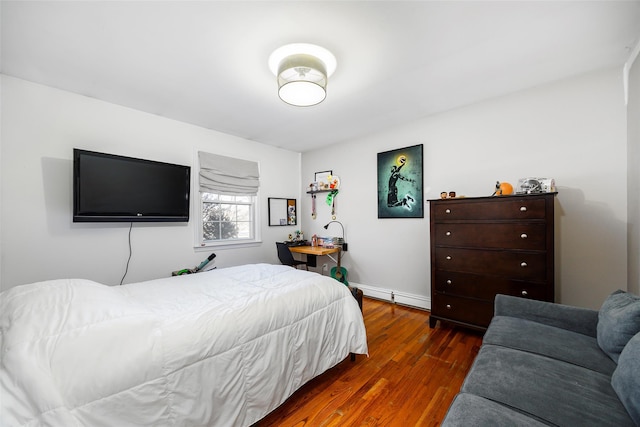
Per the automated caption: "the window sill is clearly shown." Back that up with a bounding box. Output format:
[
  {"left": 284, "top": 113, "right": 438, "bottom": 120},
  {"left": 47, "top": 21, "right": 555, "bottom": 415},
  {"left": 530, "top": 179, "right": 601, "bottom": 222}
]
[{"left": 195, "top": 239, "right": 263, "bottom": 251}]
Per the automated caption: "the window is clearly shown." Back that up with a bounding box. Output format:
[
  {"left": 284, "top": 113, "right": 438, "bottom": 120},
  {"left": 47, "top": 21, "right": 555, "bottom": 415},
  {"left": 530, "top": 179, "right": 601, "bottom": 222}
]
[
  {"left": 196, "top": 151, "right": 260, "bottom": 248},
  {"left": 200, "top": 193, "right": 255, "bottom": 243}
]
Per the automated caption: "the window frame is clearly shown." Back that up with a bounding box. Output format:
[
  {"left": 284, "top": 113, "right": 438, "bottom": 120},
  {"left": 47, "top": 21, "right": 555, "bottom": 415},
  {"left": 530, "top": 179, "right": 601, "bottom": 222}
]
[
  {"left": 195, "top": 190, "right": 262, "bottom": 249},
  {"left": 193, "top": 150, "right": 262, "bottom": 250}
]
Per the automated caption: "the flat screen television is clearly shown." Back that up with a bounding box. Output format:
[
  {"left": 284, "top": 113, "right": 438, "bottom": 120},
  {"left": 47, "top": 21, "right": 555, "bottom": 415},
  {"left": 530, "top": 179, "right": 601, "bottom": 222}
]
[{"left": 73, "top": 149, "right": 191, "bottom": 222}]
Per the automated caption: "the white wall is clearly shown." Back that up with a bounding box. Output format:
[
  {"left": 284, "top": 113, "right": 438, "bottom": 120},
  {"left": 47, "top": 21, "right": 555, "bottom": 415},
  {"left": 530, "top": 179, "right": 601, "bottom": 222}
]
[
  {"left": 628, "top": 46, "right": 640, "bottom": 295},
  {"left": 2, "top": 68, "right": 632, "bottom": 309},
  {"left": 302, "top": 67, "right": 628, "bottom": 310},
  {"left": 0, "top": 76, "right": 301, "bottom": 290}
]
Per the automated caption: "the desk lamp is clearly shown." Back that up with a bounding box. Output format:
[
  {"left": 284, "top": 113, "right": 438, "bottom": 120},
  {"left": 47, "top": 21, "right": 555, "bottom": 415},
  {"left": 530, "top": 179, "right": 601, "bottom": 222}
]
[{"left": 323, "top": 221, "right": 347, "bottom": 251}]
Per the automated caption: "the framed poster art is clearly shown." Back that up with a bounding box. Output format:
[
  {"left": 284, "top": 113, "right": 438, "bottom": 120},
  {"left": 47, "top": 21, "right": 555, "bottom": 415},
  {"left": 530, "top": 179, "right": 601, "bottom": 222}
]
[{"left": 377, "top": 144, "right": 424, "bottom": 218}]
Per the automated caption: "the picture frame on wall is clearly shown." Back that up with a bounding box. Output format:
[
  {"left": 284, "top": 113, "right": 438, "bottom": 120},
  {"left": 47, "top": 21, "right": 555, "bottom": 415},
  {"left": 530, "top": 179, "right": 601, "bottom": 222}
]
[
  {"left": 314, "top": 170, "right": 332, "bottom": 190},
  {"left": 268, "top": 198, "right": 297, "bottom": 226},
  {"left": 377, "top": 144, "right": 424, "bottom": 218}
]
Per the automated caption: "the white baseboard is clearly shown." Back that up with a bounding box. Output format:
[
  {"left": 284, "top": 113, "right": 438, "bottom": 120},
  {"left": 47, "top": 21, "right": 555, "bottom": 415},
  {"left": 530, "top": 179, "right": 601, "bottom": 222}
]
[
  {"left": 394, "top": 291, "right": 431, "bottom": 310},
  {"left": 349, "top": 282, "right": 431, "bottom": 311}
]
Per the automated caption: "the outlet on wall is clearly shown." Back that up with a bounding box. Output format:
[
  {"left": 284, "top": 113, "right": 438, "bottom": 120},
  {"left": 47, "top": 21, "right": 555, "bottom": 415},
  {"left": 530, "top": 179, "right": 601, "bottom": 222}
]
[{"left": 322, "top": 263, "right": 328, "bottom": 271}]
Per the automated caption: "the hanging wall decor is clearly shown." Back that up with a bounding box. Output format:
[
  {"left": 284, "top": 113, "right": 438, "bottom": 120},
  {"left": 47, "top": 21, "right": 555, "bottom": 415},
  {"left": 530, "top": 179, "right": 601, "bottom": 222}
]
[
  {"left": 314, "top": 170, "right": 333, "bottom": 190},
  {"left": 268, "top": 198, "right": 297, "bottom": 226},
  {"left": 377, "top": 144, "right": 424, "bottom": 218}
]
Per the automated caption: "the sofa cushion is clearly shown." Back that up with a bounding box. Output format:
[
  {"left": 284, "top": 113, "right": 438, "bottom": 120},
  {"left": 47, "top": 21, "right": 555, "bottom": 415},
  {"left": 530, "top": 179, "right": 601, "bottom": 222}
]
[
  {"left": 484, "top": 315, "right": 617, "bottom": 376},
  {"left": 494, "top": 294, "right": 599, "bottom": 337},
  {"left": 612, "top": 332, "right": 640, "bottom": 426},
  {"left": 597, "top": 290, "right": 640, "bottom": 363},
  {"left": 461, "top": 344, "right": 635, "bottom": 426},
  {"left": 442, "top": 393, "right": 550, "bottom": 427}
]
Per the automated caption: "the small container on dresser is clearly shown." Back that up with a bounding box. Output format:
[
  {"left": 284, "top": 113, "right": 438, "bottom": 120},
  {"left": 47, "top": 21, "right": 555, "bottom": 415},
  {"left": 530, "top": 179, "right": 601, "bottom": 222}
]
[{"left": 429, "top": 193, "right": 557, "bottom": 331}]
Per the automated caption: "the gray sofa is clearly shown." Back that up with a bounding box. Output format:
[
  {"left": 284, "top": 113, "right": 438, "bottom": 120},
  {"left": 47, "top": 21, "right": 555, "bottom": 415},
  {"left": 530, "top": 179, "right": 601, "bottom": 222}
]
[{"left": 442, "top": 291, "right": 640, "bottom": 426}]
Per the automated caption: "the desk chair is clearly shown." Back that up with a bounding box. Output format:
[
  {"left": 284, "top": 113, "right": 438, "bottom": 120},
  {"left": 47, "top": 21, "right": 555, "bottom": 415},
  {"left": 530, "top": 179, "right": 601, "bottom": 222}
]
[{"left": 276, "top": 242, "right": 309, "bottom": 270}]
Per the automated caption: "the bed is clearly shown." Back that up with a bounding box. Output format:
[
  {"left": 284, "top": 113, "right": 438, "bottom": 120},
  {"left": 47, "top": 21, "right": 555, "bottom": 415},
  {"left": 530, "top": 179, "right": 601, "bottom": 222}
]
[{"left": 0, "top": 263, "right": 368, "bottom": 426}]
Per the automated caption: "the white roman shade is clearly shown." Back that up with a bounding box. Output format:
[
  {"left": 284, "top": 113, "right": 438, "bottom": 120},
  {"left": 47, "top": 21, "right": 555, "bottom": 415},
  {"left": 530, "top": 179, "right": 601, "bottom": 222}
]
[{"left": 198, "top": 151, "right": 260, "bottom": 195}]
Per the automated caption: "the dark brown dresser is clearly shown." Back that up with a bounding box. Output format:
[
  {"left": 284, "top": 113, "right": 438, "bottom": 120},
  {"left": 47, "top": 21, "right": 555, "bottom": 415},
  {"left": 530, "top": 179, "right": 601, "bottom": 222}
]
[{"left": 429, "top": 193, "right": 557, "bottom": 331}]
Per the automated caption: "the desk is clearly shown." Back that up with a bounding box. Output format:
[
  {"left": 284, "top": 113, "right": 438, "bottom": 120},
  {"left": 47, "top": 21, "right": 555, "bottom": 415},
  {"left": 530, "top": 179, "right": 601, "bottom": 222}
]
[{"left": 288, "top": 245, "right": 340, "bottom": 268}]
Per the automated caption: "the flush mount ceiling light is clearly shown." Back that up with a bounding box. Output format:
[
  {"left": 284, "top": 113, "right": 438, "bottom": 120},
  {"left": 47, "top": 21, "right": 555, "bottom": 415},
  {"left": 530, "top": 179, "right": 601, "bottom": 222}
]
[{"left": 268, "top": 43, "right": 337, "bottom": 107}]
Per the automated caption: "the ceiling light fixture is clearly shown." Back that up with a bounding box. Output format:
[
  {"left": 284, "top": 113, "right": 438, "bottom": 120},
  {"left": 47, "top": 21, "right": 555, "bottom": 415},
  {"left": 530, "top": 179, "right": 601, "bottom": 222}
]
[{"left": 268, "top": 43, "right": 337, "bottom": 107}]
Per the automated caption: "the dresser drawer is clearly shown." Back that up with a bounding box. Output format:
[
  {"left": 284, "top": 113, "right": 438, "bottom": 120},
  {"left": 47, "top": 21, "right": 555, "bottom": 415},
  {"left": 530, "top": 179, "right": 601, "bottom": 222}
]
[
  {"left": 431, "top": 197, "right": 546, "bottom": 221},
  {"left": 434, "top": 247, "right": 546, "bottom": 280},
  {"left": 431, "top": 294, "right": 494, "bottom": 328},
  {"left": 433, "top": 223, "right": 546, "bottom": 250},
  {"left": 434, "top": 270, "right": 549, "bottom": 301}
]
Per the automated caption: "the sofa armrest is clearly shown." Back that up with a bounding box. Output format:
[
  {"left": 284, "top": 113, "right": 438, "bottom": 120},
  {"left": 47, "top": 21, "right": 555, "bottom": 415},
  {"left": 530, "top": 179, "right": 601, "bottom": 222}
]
[{"left": 494, "top": 294, "right": 599, "bottom": 337}]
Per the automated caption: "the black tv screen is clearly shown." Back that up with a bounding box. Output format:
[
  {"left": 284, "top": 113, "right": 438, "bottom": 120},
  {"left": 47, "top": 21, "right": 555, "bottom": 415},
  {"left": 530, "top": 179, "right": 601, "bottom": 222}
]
[{"left": 73, "top": 149, "right": 190, "bottom": 222}]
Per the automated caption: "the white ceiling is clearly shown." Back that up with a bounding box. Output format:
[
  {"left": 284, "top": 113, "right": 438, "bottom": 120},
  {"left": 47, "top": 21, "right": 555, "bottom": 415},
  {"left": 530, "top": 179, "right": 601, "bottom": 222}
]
[{"left": 2, "top": 1, "right": 640, "bottom": 152}]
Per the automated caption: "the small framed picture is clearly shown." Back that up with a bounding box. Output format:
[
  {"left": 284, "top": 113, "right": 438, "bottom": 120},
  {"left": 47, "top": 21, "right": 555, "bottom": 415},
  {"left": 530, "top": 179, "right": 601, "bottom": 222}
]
[
  {"left": 314, "top": 170, "right": 333, "bottom": 190},
  {"left": 268, "top": 198, "right": 297, "bottom": 226}
]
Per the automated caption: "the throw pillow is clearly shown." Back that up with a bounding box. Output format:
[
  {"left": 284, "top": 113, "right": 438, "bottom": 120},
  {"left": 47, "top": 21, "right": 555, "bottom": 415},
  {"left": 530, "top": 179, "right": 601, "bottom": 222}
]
[
  {"left": 597, "top": 289, "right": 640, "bottom": 363},
  {"left": 611, "top": 332, "right": 640, "bottom": 425}
]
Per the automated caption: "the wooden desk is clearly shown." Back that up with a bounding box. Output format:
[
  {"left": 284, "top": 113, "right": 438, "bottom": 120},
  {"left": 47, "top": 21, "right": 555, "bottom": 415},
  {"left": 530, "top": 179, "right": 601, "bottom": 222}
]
[{"left": 288, "top": 245, "right": 340, "bottom": 267}]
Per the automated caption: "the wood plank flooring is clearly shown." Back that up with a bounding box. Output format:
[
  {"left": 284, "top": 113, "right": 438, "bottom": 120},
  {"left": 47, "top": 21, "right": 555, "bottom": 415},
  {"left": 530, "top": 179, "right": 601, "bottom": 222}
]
[{"left": 255, "top": 297, "right": 484, "bottom": 426}]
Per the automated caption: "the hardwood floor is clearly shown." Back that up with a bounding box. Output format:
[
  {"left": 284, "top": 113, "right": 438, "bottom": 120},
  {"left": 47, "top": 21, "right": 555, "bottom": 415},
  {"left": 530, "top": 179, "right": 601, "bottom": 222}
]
[{"left": 256, "top": 297, "right": 484, "bottom": 426}]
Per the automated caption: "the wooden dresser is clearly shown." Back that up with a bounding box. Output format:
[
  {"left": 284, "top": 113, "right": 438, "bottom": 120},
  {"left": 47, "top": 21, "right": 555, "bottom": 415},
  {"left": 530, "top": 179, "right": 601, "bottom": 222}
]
[{"left": 429, "top": 193, "right": 557, "bottom": 331}]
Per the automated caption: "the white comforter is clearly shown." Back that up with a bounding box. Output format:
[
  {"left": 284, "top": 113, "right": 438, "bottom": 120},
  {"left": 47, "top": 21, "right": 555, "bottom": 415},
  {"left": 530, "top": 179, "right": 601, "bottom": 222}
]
[{"left": 0, "top": 264, "right": 368, "bottom": 427}]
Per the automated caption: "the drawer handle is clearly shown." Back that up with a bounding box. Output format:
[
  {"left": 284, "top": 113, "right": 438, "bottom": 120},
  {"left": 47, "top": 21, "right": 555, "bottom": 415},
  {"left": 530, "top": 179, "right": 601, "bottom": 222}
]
[
  {"left": 446, "top": 279, "right": 452, "bottom": 285},
  {"left": 521, "top": 290, "right": 528, "bottom": 297},
  {"left": 521, "top": 233, "right": 528, "bottom": 239},
  {"left": 446, "top": 304, "right": 452, "bottom": 310},
  {"left": 446, "top": 256, "right": 452, "bottom": 260},
  {"left": 445, "top": 209, "right": 451, "bottom": 214},
  {"left": 445, "top": 231, "right": 451, "bottom": 236},
  {"left": 520, "top": 206, "right": 527, "bottom": 212},
  {"left": 520, "top": 262, "right": 528, "bottom": 268}
]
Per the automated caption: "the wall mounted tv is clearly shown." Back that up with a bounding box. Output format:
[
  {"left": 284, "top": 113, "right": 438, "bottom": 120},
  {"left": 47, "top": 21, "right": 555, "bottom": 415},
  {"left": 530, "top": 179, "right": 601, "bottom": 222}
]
[{"left": 73, "top": 149, "right": 191, "bottom": 223}]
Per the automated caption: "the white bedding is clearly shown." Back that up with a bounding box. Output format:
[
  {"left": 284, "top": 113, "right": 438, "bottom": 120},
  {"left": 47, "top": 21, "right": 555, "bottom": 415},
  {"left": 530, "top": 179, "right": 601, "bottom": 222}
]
[{"left": 0, "top": 263, "right": 368, "bottom": 427}]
